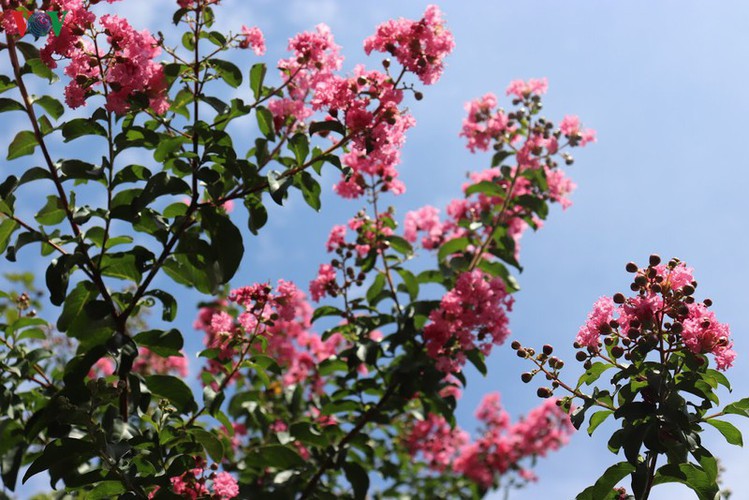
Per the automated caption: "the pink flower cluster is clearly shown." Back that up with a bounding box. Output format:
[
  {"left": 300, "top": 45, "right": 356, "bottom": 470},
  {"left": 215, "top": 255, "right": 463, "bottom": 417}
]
[
  {"left": 683, "top": 303, "right": 735, "bottom": 371},
  {"left": 321, "top": 65, "right": 415, "bottom": 198},
  {"left": 269, "top": 8, "right": 454, "bottom": 199},
  {"left": 402, "top": 413, "right": 469, "bottom": 471},
  {"left": 239, "top": 25, "right": 265, "bottom": 55},
  {"left": 132, "top": 348, "right": 188, "bottom": 378},
  {"left": 38, "top": 2, "right": 168, "bottom": 114},
  {"left": 269, "top": 24, "right": 342, "bottom": 131},
  {"left": 88, "top": 349, "right": 188, "bottom": 379},
  {"left": 403, "top": 394, "right": 574, "bottom": 488},
  {"left": 559, "top": 115, "right": 596, "bottom": 146},
  {"left": 453, "top": 395, "right": 574, "bottom": 488},
  {"left": 311, "top": 210, "right": 396, "bottom": 302},
  {"left": 576, "top": 262, "right": 736, "bottom": 370},
  {"left": 505, "top": 78, "right": 548, "bottom": 99},
  {"left": 195, "top": 281, "right": 345, "bottom": 393},
  {"left": 153, "top": 457, "right": 238, "bottom": 499},
  {"left": 177, "top": 0, "right": 220, "bottom": 9},
  {"left": 423, "top": 270, "right": 513, "bottom": 373},
  {"left": 363, "top": 5, "right": 454, "bottom": 85}
]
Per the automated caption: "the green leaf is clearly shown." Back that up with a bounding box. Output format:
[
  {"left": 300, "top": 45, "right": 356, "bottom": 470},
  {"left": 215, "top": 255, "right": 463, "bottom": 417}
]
[
  {"left": 297, "top": 171, "right": 321, "bottom": 211},
  {"left": 437, "top": 237, "right": 470, "bottom": 262},
  {"left": 100, "top": 253, "right": 143, "bottom": 282},
  {"left": 653, "top": 463, "right": 720, "bottom": 500},
  {"left": 210, "top": 59, "right": 243, "bottom": 88},
  {"left": 24, "top": 59, "right": 58, "bottom": 83},
  {"left": 33, "top": 95, "right": 64, "bottom": 120},
  {"left": 464, "top": 180, "right": 505, "bottom": 198},
  {"left": 0, "top": 219, "right": 19, "bottom": 254},
  {"left": 23, "top": 438, "right": 94, "bottom": 485},
  {"left": 201, "top": 208, "right": 244, "bottom": 284},
  {"left": 134, "top": 329, "right": 184, "bottom": 358},
  {"left": 256, "top": 106, "right": 275, "bottom": 140},
  {"left": 705, "top": 369, "right": 731, "bottom": 392},
  {"left": 289, "top": 133, "right": 309, "bottom": 165},
  {"left": 145, "top": 375, "right": 197, "bottom": 414},
  {"left": 86, "top": 481, "right": 126, "bottom": 499},
  {"left": 249, "top": 63, "right": 266, "bottom": 99},
  {"left": 705, "top": 419, "right": 743, "bottom": 446},
  {"left": 723, "top": 397, "right": 749, "bottom": 418},
  {"left": 576, "top": 362, "right": 614, "bottom": 389},
  {"left": 576, "top": 462, "right": 635, "bottom": 500},
  {"left": 344, "top": 462, "right": 369, "bottom": 500},
  {"left": 397, "top": 268, "right": 419, "bottom": 301},
  {"left": 1, "top": 442, "right": 24, "bottom": 492},
  {"left": 7, "top": 131, "right": 37, "bottom": 160},
  {"left": 61, "top": 118, "right": 107, "bottom": 142},
  {"left": 18, "top": 166, "right": 52, "bottom": 186},
  {"left": 190, "top": 428, "right": 224, "bottom": 462},
  {"left": 34, "top": 195, "right": 66, "bottom": 226},
  {"left": 367, "top": 273, "right": 387, "bottom": 305},
  {"left": 387, "top": 235, "right": 413, "bottom": 255},
  {"left": 244, "top": 195, "right": 267, "bottom": 234},
  {"left": 246, "top": 445, "right": 305, "bottom": 469},
  {"left": 587, "top": 410, "right": 613, "bottom": 436},
  {"left": 0, "top": 98, "right": 24, "bottom": 113},
  {"left": 144, "top": 290, "right": 178, "bottom": 322},
  {"left": 309, "top": 120, "right": 346, "bottom": 136},
  {"left": 58, "top": 281, "right": 99, "bottom": 332},
  {"left": 267, "top": 171, "right": 291, "bottom": 205},
  {"left": 45, "top": 257, "right": 72, "bottom": 306}
]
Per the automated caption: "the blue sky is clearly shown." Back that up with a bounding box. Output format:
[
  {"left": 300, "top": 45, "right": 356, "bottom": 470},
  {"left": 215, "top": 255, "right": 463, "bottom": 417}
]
[{"left": 7, "top": 0, "right": 749, "bottom": 498}]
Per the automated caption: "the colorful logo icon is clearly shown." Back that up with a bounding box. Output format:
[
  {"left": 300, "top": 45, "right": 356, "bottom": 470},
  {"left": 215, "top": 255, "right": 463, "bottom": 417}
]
[{"left": 9, "top": 9, "right": 69, "bottom": 39}]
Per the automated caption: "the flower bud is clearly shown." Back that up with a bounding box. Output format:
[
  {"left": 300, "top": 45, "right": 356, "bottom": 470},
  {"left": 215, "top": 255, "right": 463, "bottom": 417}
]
[
  {"left": 537, "top": 387, "right": 552, "bottom": 398},
  {"left": 521, "top": 372, "right": 533, "bottom": 383},
  {"left": 682, "top": 284, "right": 695, "bottom": 296},
  {"left": 611, "top": 346, "right": 624, "bottom": 358},
  {"left": 613, "top": 293, "right": 625, "bottom": 304},
  {"left": 516, "top": 349, "right": 527, "bottom": 358},
  {"left": 511, "top": 340, "right": 521, "bottom": 350},
  {"left": 649, "top": 254, "right": 661, "bottom": 266},
  {"left": 626, "top": 262, "right": 638, "bottom": 273},
  {"left": 703, "top": 298, "right": 713, "bottom": 307},
  {"left": 575, "top": 351, "right": 587, "bottom": 362},
  {"left": 543, "top": 344, "right": 553, "bottom": 355}
]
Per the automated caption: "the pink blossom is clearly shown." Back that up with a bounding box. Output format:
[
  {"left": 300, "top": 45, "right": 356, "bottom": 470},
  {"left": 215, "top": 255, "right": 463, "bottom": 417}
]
[
  {"left": 505, "top": 77, "right": 548, "bottom": 98},
  {"left": 424, "top": 270, "right": 514, "bottom": 373},
  {"left": 404, "top": 205, "right": 444, "bottom": 250},
  {"left": 460, "top": 93, "right": 511, "bottom": 153},
  {"left": 309, "top": 264, "right": 337, "bottom": 302},
  {"left": 403, "top": 413, "right": 469, "bottom": 471},
  {"left": 363, "top": 5, "right": 455, "bottom": 85},
  {"left": 211, "top": 311, "right": 234, "bottom": 334},
  {"left": 576, "top": 296, "right": 615, "bottom": 349},
  {"left": 682, "top": 303, "right": 735, "bottom": 370},
  {"left": 559, "top": 115, "right": 596, "bottom": 146},
  {"left": 326, "top": 225, "right": 347, "bottom": 252},
  {"left": 88, "top": 357, "right": 115, "bottom": 378},
  {"left": 239, "top": 25, "right": 265, "bottom": 55},
  {"left": 654, "top": 262, "right": 695, "bottom": 291},
  {"left": 454, "top": 398, "right": 573, "bottom": 488},
  {"left": 212, "top": 472, "right": 239, "bottom": 499},
  {"left": 132, "top": 348, "right": 189, "bottom": 377}
]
